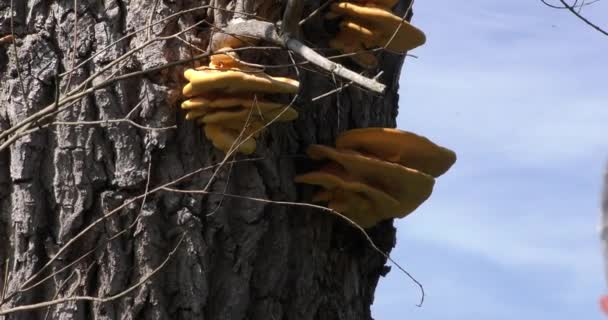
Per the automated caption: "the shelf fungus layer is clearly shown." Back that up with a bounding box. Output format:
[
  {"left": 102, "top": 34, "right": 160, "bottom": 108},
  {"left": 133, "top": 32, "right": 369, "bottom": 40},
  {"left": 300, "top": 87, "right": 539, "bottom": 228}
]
[
  {"left": 296, "top": 128, "right": 456, "bottom": 228},
  {"left": 336, "top": 128, "right": 457, "bottom": 177},
  {"left": 181, "top": 47, "right": 300, "bottom": 154},
  {"left": 326, "top": 2, "right": 426, "bottom": 68}
]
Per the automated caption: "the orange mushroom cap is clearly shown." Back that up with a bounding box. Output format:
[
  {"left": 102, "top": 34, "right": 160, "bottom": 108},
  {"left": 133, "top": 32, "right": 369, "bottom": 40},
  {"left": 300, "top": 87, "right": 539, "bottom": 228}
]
[
  {"left": 203, "top": 124, "right": 257, "bottom": 155},
  {"left": 329, "top": 2, "right": 426, "bottom": 53},
  {"left": 305, "top": 144, "right": 435, "bottom": 218},
  {"left": 352, "top": 0, "right": 399, "bottom": 9},
  {"left": 181, "top": 96, "right": 284, "bottom": 111},
  {"left": 295, "top": 164, "right": 401, "bottom": 227},
  {"left": 335, "top": 128, "right": 457, "bottom": 177},
  {"left": 183, "top": 69, "right": 300, "bottom": 97}
]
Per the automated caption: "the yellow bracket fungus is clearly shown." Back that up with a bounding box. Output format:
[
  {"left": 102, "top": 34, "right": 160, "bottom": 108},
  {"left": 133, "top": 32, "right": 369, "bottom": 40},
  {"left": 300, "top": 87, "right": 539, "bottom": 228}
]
[
  {"left": 295, "top": 164, "right": 401, "bottom": 228},
  {"left": 204, "top": 124, "right": 257, "bottom": 155},
  {"left": 295, "top": 128, "right": 456, "bottom": 228},
  {"left": 181, "top": 47, "right": 300, "bottom": 154},
  {"left": 326, "top": 2, "right": 426, "bottom": 67},
  {"left": 183, "top": 69, "right": 299, "bottom": 97},
  {"left": 329, "top": 27, "right": 380, "bottom": 68},
  {"left": 336, "top": 128, "right": 457, "bottom": 177},
  {"left": 355, "top": 0, "right": 399, "bottom": 9}
]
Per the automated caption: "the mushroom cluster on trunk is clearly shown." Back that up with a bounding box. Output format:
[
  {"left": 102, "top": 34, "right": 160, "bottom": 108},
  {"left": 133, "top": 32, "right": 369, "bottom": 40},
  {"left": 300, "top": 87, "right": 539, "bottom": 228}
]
[
  {"left": 181, "top": 48, "right": 299, "bottom": 154},
  {"left": 326, "top": 1, "right": 426, "bottom": 68},
  {"left": 295, "top": 128, "right": 456, "bottom": 228}
]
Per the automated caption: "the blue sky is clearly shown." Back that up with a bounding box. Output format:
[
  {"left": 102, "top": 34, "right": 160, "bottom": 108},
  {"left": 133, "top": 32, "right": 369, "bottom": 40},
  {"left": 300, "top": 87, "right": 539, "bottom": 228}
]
[{"left": 372, "top": 1, "right": 608, "bottom": 319}]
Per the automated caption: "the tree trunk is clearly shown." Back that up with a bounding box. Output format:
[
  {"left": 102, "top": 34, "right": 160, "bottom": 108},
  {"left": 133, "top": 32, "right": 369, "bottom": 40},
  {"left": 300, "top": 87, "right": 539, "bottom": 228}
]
[{"left": 0, "top": 0, "right": 412, "bottom": 319}]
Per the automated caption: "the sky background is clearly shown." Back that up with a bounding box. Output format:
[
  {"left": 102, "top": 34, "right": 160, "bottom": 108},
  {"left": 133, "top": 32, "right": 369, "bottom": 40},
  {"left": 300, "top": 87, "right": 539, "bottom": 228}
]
[{"left": 372, "top": 1, "right": 608, "bottom": 319}]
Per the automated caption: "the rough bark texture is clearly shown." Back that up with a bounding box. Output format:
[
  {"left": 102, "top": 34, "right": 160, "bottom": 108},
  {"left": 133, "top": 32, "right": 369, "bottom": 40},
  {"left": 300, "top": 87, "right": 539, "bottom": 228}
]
[{"left": 0, "top": 0, "right": 413, "bottom": 319}]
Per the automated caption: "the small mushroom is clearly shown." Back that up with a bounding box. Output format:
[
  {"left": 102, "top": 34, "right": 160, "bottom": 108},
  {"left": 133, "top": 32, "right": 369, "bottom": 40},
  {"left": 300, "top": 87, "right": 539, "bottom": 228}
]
[
  {"left": 335, "top": 128, "right": 457, "bottom": 177},
  {"left": 328, "top": 2, "right": 426, "bottom": 53}
]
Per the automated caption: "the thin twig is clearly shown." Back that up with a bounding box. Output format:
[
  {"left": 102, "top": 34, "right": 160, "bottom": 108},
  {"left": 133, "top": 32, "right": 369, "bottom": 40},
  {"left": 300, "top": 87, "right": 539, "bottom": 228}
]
[
  {"left": 382, "top": 0, "right": 415, "bottom": 50},
  {"left": 540, "top": 0, "right": 601, "bottom": 9},
  {"left": 51, "top": 119, "right": 176, "bottom": 131},
  {"left": 7, "top": 158, "right": 264, "bottom": 300},
  {"left": 58, "top": 5, "right": 211, "bottom": 77},
  {"left": 222, "top": 20, "right": 386, "bottom": 93},
  {"left": 286, "top": 38, "right": 386, "bottom": 93},
  {"left": 42, "top": 270, "right": 77, "bottom": 320},
  {"left": 556, "top": 0, "right": 608, "bottom": 35},
  {"left": 312, "top": 71, "right": 383, "bottom": 102},
  {"left": 0, "top": 236, "right": 185, "bottom": 315},
  {"left": 0, "top": 45, "right": 277, "bottom": 150},
  {"left": 299, "top": 0, "right": 336, "bottom": 26},
  {"left": 160, "top": 187, "right": 426, "bottom": 307},
  {"left": 146, "top": 0, "right": 161, "bottom": 40}
]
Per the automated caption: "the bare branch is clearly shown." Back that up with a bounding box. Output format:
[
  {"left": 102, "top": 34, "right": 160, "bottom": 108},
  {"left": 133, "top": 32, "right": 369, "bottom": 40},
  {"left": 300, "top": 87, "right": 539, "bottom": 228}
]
[
  {"left": 557, "top": 0, "right": 608, "bottom": 35},
  {"left": 540, "top": 0, "right": 601, "bottom": 9},
  {"left": 542, "top": 0, "right": 608, "bottom": 35},
  {"left": 223, "top": 20, "right": 386, "bottom": 93},
  {"left": 312, "top": 71, "right": 383, "bottom": 102}
]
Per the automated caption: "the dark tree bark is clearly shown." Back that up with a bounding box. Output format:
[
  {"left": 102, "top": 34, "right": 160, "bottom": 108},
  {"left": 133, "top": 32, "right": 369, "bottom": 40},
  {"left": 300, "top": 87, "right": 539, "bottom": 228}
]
[{"left": 0, "top": 0, "right": 414, "bottom": 319}]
